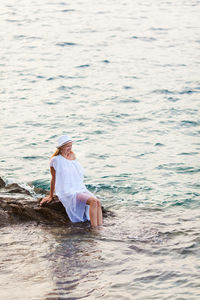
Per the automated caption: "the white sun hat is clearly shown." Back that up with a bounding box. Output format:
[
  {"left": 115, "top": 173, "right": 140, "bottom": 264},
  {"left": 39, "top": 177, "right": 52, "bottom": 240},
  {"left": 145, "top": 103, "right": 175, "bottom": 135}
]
[{"left": 56, "top": 135, "right": 73, "bottom": 148}]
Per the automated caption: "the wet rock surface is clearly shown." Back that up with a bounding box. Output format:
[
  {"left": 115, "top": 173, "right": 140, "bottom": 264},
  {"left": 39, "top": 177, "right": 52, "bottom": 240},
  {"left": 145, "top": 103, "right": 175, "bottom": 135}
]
[{"left": 0, "top": 177, "right": 112, "bottom": 227}]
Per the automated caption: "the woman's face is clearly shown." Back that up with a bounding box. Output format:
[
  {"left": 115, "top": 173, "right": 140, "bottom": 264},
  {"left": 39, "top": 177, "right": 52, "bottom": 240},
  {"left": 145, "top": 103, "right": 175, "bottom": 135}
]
[{"left": 60, "top": 142, "right": 72, "bottom": 155}]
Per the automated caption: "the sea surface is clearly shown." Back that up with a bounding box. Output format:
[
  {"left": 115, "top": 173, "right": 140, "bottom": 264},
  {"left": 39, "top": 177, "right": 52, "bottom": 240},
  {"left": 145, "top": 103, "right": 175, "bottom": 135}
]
[{"left": 0, "top": 0, "right": 200, "bottom": 299}]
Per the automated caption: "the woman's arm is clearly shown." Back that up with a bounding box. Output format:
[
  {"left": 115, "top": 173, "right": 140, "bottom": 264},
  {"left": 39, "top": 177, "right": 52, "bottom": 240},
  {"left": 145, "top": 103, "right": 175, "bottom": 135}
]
[
  {"left": 40, "top": 166, "right": 56, "bottom": 206},
  {"left": 49, "top": 167, "right": 55, "bottom": 198}
]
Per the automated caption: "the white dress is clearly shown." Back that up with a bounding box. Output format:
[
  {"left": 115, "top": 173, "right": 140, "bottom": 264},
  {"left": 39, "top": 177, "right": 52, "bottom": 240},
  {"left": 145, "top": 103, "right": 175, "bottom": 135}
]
[{"left": 50, "top": 154, "right": 94, "bottom": 223}]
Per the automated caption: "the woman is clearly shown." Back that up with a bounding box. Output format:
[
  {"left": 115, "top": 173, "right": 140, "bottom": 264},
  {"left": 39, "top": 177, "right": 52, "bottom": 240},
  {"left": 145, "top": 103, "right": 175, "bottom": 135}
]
[{"left": 40, "top": 135, "right": 103, "bottom": 227}]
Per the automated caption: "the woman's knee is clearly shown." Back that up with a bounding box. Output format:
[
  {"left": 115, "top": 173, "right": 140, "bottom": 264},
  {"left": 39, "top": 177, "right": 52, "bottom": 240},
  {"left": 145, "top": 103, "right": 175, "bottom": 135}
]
[
  {"left": 87, "top": 197, "right": 101, "bottom": 207},
  {"left": 96, "top": 199, "right": 101, "bottom": 208}
]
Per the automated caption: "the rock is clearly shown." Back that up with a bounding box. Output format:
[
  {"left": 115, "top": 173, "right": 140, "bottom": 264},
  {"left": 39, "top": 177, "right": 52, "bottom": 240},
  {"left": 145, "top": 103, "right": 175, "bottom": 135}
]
[
  {"left": 27, "top": 182, "right": 49, "bottom": 195},
  {"left": 0, "top": 196, "right": 70, "bottom": 226},
  {"left": 5, "top": 183, "right": 32, "bottom": 196},
  {"left": 32, "top": 186, "right": 48, "bottom": 195},
  {"left": 0, "top": 177, "right": 32, "bottom": 195},
  {"left": 0, "top": 177, "right": 6, "bottom": 188}
]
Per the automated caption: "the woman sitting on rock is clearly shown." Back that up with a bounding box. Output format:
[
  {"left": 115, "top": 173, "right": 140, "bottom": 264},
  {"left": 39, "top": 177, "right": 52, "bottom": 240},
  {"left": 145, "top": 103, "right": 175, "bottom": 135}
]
[{"left": 40, "top": 135, "right": 103, "bottom": 227}]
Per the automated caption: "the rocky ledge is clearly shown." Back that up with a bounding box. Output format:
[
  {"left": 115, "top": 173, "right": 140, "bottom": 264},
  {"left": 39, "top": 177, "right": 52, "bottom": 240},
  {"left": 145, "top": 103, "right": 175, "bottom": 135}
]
[{"left": 0, "top": 177, "right": 112, "bottom": 227}]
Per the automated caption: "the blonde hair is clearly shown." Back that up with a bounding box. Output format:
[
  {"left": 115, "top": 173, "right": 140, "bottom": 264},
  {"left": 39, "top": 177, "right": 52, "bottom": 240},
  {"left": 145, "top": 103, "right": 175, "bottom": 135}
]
[
  {"left": 50, "top": 148, "right": 75, "bottom": 159},
  {"left": 50, "top": 148, "right": 60, "bottom": 159}
]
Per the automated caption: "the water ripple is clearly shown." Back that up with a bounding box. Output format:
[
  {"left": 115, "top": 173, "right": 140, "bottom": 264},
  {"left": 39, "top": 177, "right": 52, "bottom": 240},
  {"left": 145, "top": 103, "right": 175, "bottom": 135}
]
[{"left": 1, "top": 0, "right": 200, "bottom": 298}]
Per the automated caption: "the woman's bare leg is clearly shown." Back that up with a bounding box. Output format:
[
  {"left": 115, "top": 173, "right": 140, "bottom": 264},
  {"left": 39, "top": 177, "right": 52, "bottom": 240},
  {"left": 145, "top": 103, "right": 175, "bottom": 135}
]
[
  {"left": 86, "top": 197, "right": 103, "bottom": 227},
  {"left": 86, "top": 197, "right": 98, "bottom": 227},
  {"left": 97, "top": 200, "right": 103, "bottom": 226}
]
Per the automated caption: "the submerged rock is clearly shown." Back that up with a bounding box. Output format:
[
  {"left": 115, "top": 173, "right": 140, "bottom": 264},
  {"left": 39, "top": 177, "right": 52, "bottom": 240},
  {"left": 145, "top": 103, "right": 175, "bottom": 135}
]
[{"left": 0, "top": 176, "right": 112, "bottom": 227}]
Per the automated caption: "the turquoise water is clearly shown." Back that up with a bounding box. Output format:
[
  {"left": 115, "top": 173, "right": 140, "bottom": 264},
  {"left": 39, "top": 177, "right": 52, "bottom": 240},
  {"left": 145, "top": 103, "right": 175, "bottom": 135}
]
[{"left": 1, "top": 0, "right": 200, "bottom": 299}]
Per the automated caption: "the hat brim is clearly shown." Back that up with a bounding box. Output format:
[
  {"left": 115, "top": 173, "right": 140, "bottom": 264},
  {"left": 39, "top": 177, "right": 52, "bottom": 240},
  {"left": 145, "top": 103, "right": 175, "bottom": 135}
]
[{"left": 56, "top": 140, "right": 73, "bottom": 149}]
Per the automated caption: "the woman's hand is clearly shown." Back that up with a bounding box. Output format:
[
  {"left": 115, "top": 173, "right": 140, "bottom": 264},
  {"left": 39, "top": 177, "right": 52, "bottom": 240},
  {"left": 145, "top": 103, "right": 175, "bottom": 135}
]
[{"left": 40, "top": 195, "right": 53, "bottom": 206}]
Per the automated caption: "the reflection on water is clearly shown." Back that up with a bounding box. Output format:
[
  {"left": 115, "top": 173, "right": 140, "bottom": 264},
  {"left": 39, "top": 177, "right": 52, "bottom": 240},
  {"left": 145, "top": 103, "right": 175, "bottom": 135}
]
[
  {"left": 1, "top": 206, "right": 198, "bottom": 300},
  {"left": 44, "top": 208, "right": 200, "bottom": 300},
  {"left": 44, "top": 225, "right": 105, "bottom": 299}
]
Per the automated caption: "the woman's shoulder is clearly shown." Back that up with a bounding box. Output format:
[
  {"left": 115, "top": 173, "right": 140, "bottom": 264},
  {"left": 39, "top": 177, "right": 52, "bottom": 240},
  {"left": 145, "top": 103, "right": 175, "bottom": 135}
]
[
  {"left": 50, "top": 155, "right": 59, "bottom": 161},
  {"left": 50, "top": 155, "right": 60, "bottom": 167}
]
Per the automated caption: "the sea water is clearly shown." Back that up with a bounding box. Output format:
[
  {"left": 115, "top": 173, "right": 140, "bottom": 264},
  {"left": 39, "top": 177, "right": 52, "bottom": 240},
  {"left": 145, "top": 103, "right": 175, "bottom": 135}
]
[{"left": 0, "top": 0, "right": 200, "bottom": 299}]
